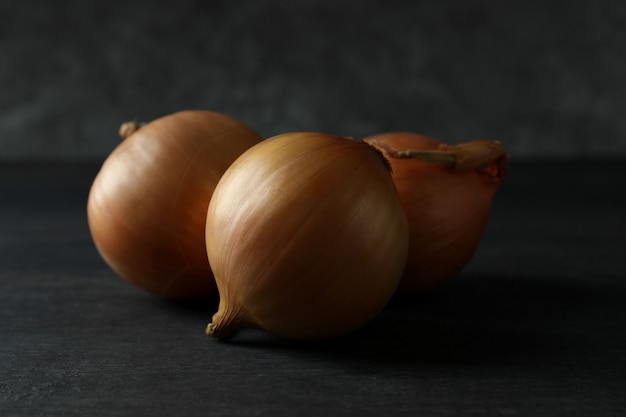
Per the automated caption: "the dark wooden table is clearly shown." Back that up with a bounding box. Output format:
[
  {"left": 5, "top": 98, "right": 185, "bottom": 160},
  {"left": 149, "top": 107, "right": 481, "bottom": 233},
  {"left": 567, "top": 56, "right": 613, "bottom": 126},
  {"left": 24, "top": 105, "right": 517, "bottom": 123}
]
[{"left": 1, "top": 159, "right": 625, "bottom": 416}]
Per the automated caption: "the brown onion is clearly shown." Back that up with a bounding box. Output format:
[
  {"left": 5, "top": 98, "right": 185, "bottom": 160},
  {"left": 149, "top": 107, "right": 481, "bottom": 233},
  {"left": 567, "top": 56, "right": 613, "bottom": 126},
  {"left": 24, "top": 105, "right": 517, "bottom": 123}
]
[
  {"left": 205, "top": 132, "right": 409, "bottom": 340},
  {"left": 87, "top": 110, "right": 261, "bottom": 299},
  {"left": 364, "top": 133, "right": 507, "bottom": 293}
]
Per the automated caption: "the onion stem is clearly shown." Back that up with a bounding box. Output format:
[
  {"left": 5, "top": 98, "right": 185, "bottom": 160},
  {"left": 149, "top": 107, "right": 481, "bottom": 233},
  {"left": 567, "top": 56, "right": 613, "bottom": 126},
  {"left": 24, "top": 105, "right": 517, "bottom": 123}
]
[
  {"left": 119, "top": 121, "right": 143, "bottom": 139},
  {"left": 364, "top": 138, "right": 508, "bottom": 180},
  {"left": 206, "top": 321, "right": 239, "bottom": 341}
]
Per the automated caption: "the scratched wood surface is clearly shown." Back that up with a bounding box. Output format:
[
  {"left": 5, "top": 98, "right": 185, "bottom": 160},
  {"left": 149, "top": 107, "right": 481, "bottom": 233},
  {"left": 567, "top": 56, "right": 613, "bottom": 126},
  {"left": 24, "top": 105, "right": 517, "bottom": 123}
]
[{"left": 1, "top": 160, "right": 625, "bottom": 416}]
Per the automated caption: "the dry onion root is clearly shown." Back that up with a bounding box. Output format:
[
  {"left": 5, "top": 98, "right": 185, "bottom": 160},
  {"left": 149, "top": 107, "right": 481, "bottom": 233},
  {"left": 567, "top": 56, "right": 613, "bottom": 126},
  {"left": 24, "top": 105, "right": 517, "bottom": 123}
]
[
  {"left": 204, "top": 132, "right": 409, "bottom": 341},
  {"left": 364, "top": 133, "right": 508, "bottom": 293},
  {"left": 87, "top": 110, "right": 262, "bottom": 299}
]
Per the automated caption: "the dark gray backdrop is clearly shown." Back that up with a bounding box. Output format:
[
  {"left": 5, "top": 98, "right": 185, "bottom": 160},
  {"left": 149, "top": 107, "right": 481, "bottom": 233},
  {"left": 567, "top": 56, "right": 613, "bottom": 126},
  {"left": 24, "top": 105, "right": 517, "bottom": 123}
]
[{"left": 1, "top": 0, "right": 625, "bottom": 159}]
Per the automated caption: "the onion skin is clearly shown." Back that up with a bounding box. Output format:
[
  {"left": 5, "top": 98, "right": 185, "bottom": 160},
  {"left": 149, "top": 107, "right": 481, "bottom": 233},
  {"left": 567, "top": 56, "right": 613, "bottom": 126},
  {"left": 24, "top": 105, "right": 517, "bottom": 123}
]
[
  {"left": 205, "top": 132, "right": 409, "bottom": 340},
  {"left": 365, "top": 132, "right": 507, "bottom": 293},
  {"left": 87, "top": 110, "right": 262, "bottom": 299}
]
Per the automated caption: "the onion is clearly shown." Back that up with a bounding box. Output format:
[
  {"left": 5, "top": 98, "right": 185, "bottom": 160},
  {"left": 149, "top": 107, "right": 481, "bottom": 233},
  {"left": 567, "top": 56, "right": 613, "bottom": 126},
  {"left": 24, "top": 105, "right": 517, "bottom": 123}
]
[
  {"left": 87, "top": 110, "right": 262, "bottom": 299},
  {"left": 364, "top": 132, "right": 508, "bottom": 293},
  {"left": 205, "top": 132, "right": 409, "bottom": 340}
]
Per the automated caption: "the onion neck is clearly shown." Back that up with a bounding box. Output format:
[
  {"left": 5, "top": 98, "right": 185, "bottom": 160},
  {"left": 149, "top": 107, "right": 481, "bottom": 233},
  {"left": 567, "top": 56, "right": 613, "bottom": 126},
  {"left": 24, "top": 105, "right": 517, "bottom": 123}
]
[
  {"left": 206, "top": 316, "right": 243, "bottom": 341},
  {"left": 364, "top": 138, "right": 508, "bottom": 183},
  {"left": 206, "top": 322, "right": 235, "bottom": 340},
  {"left": 119, "top": 121, "right": 142, "bottom": 139}
]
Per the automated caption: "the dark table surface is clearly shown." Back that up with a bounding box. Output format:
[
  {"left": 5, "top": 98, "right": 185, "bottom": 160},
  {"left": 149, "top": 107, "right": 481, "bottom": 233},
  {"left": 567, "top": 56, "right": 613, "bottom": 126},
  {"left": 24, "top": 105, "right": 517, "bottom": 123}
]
[{"left": 1, "top": 159, "right": 625, "bottom": 417}]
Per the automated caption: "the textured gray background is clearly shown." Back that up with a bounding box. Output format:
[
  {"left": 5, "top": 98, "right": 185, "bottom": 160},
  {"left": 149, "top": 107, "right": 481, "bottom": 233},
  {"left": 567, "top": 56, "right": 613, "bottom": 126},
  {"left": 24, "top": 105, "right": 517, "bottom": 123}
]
[{"left": 1, "top": 0, "right": 625, "bottom": 160}]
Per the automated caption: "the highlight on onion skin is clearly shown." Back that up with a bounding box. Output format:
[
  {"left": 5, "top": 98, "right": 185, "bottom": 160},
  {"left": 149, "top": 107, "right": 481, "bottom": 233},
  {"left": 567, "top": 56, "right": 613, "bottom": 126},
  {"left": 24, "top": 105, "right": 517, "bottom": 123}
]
[
  {"left": 205, "top": 132, "right": 409, "bottom": 341},
  {"left": 87, "top": 110, "right": 262, "bottom": 299},
  {"left": 364, "top": 132, "right": 508, "bottom": 293}
]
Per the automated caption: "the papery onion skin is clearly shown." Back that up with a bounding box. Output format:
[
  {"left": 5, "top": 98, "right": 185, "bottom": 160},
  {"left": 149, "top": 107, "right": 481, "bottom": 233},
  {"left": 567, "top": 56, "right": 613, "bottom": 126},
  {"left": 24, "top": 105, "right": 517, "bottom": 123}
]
[
  {"left": 87, "top": 110, "right": 262, "bottom": 299},
  {"left": 365, "top": 132, "right": 506, "bottom": 293},
  {"left": 205, "top": 132, "right": 409, "bottom": 340}
]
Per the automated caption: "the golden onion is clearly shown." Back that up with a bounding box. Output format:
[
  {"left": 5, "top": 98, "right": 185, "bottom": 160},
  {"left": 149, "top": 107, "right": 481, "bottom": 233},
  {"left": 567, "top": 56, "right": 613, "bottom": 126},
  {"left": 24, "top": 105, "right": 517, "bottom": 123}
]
[
  {"left": 205, "top": 132, "right": 409, "bottom": 340},
  {"left": 87, "top": 110, "right": 261, "bottom": 299},
  {"left": 365, "top": 133, "right": 507, "bottom": 292}
]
